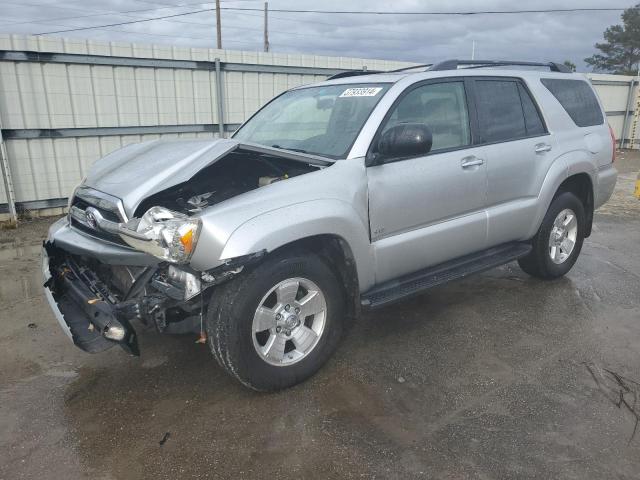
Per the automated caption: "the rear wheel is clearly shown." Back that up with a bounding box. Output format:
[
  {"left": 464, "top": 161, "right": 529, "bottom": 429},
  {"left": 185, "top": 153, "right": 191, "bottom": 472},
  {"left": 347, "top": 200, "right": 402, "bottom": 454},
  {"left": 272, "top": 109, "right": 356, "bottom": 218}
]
[
  {"left": 207, "top": 251, "right": 345, "bottom": 391},
  {"left": 518, "top": 191, "right": 585, "bottom": 279}
]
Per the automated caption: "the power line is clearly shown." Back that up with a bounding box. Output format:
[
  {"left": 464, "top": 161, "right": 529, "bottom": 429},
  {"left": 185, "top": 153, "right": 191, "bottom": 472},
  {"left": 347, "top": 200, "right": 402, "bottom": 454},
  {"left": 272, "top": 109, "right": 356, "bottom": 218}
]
[
  {"left": 0, "top": 0, "right": 261, "bottom": 28},
  {"left": 1, "top": 4, "right": 266, "bottom": 35},
  {"left": 2, "top": 1, "right": 631, "bottom": 34},
  {"left": 25, "top": 4, "right": 634, "bottom": 37},
  {"left": 96, "top": 27, "right": 257, "bottom": 45},
  {"left": 4, "top": 5, "right": 377, "bottom": 44},
  {"left": 220, "top": 6, "right": 634, "bottom": 15},
  {"left": 0, "top": 1, "right": 210, "bottom": 27},
  {"left": 232, "top": 11, "right": 413, "bottom": 39},
  {"left": 33, "top": 8, "right": 217, "bottom": 35},
  {"left": 4, "top": 14, "right": 257, "bottom": 45}
]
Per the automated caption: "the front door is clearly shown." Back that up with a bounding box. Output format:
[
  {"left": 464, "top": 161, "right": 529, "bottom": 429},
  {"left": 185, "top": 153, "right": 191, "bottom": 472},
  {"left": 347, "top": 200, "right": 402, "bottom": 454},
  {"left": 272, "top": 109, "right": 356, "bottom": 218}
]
[{"left": 366, "top": 79, "right": 488, "bottom": 284}]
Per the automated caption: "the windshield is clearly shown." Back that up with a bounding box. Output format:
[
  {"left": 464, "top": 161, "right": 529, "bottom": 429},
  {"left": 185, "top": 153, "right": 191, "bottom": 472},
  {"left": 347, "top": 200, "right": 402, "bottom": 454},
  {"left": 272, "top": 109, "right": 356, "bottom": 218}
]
[{"left": 233, "top": 83, "right": 391, "bottom": 159}]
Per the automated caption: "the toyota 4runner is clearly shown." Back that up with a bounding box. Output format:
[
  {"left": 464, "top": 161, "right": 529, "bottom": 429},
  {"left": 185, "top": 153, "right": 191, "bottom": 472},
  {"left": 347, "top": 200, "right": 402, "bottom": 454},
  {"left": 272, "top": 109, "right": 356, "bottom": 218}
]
[{"left": 43, "top": 59, "right": 618, "bottom": 391}]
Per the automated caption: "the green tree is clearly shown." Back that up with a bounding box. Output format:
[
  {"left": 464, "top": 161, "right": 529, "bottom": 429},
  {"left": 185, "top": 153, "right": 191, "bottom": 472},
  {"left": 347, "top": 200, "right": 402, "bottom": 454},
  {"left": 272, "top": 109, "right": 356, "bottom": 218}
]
[
  {"left": 585, "top": 4, "right": 640, "bottom": 75},
  {"left": 562, "top": 60, "right": 576, "bottom": 72}
]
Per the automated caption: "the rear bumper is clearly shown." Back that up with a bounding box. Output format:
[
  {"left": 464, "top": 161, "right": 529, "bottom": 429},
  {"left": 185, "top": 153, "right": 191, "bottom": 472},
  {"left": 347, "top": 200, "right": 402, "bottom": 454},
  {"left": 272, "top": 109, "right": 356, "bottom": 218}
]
[{"left": 595, "top": 164, "right": 618, "bottom": 210}]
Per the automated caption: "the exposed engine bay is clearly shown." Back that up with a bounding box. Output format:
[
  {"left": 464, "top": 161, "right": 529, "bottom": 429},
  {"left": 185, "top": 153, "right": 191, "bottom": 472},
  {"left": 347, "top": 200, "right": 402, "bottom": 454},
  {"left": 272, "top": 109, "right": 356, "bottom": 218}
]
[{"left": 135, "top": 149, "right": 321, "bottom": 216}]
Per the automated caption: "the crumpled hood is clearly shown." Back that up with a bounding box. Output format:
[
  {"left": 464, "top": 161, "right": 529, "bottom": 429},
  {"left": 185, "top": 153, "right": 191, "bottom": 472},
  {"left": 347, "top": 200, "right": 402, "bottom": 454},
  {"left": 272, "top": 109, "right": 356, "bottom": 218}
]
[
  {"left": 84, "top": 139, "right": 238, "bottom": 216},
  {"left": 83, "top": 138, "right": 334, "bottom": 217}
]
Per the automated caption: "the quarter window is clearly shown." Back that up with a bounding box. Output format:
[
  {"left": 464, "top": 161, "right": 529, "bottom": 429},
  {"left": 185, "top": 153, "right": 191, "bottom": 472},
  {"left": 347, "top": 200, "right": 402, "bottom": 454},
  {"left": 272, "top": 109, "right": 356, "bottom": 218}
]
[
  {"left": 541, "top": 78, "right": 604, "bottom": 127},
  {"left": 381, "top": 81, "right": 471, "bottom": 152},
  {"left": 518, "top": 84, "right": 546, "bottom": 136}
]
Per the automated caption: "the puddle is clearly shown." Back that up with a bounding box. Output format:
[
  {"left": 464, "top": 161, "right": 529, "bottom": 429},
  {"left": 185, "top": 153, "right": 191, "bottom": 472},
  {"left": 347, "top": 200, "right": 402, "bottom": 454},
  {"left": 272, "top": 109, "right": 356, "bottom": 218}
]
[
  {"left": 0, "top": 240, "right": 42, "bottom": 261},
  {"left": 0, "top": 240, "right": 44, "bottom": 305},
  {"left": 597, "top": 172, "right": 640, "bottom": 217},
  {"left": 0, "top": 270, "right": 43, "bottom": 306}
]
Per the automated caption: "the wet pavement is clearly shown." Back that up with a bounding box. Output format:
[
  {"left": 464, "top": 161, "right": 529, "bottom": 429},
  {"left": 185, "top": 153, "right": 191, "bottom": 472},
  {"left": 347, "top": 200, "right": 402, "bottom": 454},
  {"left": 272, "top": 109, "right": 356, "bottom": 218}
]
[{"left": 1, "top": 153, "right": 640, "bottom": 479}]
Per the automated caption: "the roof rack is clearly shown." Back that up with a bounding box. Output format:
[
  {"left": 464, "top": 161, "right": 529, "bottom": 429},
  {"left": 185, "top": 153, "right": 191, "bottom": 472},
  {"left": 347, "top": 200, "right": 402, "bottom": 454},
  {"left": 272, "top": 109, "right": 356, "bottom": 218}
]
[
  {"left": 327, "top": 69, "right": 382, "bottom": 80},
  {"left": 387, "top": 64, "right": 432, "bottom": 73},
  {"left": 328, "top": 64, "right": 431, "bottom": 80},
  {"left": 430, "top": 59, "right": 572, "bottom": 73},
  {"left": 327, "top": 59, "right": 571, "bottom": 81}
]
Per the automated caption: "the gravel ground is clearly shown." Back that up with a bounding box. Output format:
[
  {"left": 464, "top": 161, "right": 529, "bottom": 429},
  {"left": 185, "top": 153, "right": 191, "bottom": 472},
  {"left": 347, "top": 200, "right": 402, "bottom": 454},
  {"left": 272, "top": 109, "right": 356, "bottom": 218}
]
[{"left": 1, "top": 152, "right": 639, "bottom": 479}]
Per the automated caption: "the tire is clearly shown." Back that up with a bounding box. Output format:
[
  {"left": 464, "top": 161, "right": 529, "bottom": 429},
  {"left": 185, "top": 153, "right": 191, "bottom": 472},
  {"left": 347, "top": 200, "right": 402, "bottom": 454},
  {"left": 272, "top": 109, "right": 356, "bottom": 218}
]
[
  {"left": 518, "top": 191, "right": 585, "bottom": 279},
  {"left": 206, "top": 251, "right": 346, "bottom": 391}
]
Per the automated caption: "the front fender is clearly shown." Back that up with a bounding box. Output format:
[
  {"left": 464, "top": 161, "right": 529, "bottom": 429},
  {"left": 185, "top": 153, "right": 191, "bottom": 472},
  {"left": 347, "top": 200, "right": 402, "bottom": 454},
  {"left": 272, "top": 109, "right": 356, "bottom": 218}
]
[{"left": 219, "top": 199, "right": 376, "bottom": 292}]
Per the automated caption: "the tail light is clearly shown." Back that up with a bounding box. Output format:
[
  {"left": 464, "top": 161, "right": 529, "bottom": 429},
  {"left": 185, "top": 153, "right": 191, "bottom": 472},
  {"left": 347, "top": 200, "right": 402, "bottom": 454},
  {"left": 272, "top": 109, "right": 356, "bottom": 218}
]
[{"left": 608, "top": 124, "right": 616, "bottom": 163}]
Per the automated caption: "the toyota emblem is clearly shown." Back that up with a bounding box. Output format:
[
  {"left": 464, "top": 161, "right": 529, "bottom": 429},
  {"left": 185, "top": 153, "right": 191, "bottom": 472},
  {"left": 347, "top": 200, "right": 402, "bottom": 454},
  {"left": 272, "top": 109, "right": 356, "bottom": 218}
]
[{"left": 86, "top": 210, "right": 97, "bottom": 229}]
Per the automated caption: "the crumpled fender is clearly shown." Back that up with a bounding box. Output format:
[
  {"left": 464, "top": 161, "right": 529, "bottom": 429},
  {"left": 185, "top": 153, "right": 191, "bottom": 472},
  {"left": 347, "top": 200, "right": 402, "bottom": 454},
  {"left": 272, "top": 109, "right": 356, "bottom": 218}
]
[{"left": 218, "top": 199, "right": 376, "bottom": 292}]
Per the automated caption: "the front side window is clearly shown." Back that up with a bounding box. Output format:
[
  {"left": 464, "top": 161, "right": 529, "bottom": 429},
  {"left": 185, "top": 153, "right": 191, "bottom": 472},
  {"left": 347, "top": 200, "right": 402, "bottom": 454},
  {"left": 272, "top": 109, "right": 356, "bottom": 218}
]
[
  {"left": 381, "top": 81, "right": 471, "bottom": 152},
  {"left": 233, "top": 83, "right": 391, "bottom": 159}
]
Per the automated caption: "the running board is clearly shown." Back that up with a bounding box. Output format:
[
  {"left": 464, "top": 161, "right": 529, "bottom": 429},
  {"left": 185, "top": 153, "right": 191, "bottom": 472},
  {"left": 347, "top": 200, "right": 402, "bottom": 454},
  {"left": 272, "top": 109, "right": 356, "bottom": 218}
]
[{"left": 361, "top": 242, "right": 532, "bottom": 309}]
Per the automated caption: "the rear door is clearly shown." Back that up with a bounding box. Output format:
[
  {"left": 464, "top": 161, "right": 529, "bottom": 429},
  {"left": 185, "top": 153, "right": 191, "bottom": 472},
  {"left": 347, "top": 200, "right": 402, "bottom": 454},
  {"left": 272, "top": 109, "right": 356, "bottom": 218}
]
[
  {"left": 367, "top": 78, "right": 489, "bottom": 283},
  {"left": 470, "top": 77, "right": 554, "bottom": 246}
]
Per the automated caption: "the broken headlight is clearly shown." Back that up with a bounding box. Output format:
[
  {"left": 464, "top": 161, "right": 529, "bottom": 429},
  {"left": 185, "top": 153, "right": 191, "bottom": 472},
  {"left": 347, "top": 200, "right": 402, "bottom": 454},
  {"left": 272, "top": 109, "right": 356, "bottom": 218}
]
[{"left": 119, "top": 206, "right": 201, "bottom": 264}]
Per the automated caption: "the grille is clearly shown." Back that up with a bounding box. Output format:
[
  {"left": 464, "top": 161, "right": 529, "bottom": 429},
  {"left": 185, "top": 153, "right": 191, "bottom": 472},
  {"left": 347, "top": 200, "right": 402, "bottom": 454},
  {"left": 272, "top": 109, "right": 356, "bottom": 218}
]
[
  {"left": 69, "top": 187, "right": 128, "bottom": 246},
  {"left": 71, "top": 197, "right": 121, "bottom": 222}
]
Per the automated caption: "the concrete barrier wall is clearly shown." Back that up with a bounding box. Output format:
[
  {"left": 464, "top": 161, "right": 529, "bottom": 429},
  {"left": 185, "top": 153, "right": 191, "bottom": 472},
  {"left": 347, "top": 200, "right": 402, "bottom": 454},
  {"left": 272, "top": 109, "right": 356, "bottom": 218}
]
[{"left": 0, "top": 33, "right": 635, "bottom": 216}]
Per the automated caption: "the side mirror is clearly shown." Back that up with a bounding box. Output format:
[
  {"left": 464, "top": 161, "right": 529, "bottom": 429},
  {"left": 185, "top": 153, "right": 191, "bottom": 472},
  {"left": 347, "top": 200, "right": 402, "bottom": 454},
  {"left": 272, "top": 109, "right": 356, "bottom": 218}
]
[{"left": 370, "top": 123, "right": 433, "bottom": 165}]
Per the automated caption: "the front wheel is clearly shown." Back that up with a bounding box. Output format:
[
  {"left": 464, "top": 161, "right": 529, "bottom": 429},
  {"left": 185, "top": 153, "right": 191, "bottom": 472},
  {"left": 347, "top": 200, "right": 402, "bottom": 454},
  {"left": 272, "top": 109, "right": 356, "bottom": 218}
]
[
  {"left": 207, "top": 251, "right": 345, "bottom": 391},
  {"left": 518, "top": 191, "right": 585, "bottom": 279}
]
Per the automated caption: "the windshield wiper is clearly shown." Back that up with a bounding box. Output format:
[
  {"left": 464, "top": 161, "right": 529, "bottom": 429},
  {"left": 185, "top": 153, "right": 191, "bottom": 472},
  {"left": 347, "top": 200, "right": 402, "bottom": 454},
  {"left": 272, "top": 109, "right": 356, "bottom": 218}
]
[{"left": 271, "top": 145, "right": 310, "bottom": 154}]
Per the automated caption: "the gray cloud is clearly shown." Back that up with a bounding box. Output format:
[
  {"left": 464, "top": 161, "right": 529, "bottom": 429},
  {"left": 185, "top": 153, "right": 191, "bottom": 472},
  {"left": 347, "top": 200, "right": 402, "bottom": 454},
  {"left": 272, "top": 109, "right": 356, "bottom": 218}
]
[{"left": 0, "top": 0, "right": 629, "bottom": 70}]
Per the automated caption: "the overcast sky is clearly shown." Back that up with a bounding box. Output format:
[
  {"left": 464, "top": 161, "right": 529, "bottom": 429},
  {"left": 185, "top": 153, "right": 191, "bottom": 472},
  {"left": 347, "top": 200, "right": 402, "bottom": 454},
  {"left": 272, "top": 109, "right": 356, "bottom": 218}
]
[{"left": 0, "top": 0, "right": 630, "bottom": 71}]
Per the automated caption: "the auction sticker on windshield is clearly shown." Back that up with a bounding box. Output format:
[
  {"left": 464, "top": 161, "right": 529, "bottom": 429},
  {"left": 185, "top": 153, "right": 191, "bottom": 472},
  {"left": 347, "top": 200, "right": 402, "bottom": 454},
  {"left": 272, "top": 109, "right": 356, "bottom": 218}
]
[{"left": 339, "top": 87, "right": 383, "bottom": 97}]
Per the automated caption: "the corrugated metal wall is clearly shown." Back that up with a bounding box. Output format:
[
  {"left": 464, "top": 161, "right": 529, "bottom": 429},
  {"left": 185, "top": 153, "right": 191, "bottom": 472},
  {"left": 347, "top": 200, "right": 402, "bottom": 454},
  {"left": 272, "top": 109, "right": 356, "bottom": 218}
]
[
  {"left": 0, "top": 34, "right": 411, "bottom": 214},
  {"left": 0, "top": 33, "right": 637, "bottom": 217},
  {"left": 588, "top": 73, "right": 638, "bottom": 146}
]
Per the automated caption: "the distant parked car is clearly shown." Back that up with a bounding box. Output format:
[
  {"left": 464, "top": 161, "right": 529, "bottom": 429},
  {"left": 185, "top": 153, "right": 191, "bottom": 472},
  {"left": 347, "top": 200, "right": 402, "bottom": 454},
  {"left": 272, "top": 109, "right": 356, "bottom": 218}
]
[{"left": 43, "top": 59, "right": 617, "bottom": 391}]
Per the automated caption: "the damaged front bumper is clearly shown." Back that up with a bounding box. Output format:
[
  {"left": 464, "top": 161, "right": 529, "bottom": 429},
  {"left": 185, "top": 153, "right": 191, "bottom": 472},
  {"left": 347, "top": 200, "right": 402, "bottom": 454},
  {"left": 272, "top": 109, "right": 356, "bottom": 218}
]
[
  {"left": 43, "top": 242, "right": 143, "bottom": 355},
  {"left": 42, "top": 218, "right": 264, "bottom": 356}
]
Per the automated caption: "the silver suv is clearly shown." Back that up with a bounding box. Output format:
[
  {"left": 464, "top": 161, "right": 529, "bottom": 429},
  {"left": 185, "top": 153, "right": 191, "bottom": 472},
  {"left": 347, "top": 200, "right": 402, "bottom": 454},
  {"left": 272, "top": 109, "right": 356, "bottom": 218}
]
[{"left": 43, "top": 59, "right": 618, "bottom": 390}]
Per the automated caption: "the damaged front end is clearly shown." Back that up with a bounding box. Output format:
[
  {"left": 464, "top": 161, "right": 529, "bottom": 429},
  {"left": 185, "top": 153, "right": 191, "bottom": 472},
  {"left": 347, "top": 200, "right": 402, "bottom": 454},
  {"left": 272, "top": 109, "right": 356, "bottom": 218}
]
[
  {"left": 43, "top": 140, "right": 325, "bottom": 355},
  {"left": 43, "top": 238, "right": 263, "bottom": 355}
]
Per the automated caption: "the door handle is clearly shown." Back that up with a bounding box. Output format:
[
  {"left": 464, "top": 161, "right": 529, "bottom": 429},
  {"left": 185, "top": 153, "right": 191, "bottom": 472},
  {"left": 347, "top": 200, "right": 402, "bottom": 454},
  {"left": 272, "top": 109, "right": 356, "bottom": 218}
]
[
  {"left": 535, "top": 143, "right": 552, "bottom": 154},
  {"left": 461, "top": 156, "right": 484, "bottom": 168}
]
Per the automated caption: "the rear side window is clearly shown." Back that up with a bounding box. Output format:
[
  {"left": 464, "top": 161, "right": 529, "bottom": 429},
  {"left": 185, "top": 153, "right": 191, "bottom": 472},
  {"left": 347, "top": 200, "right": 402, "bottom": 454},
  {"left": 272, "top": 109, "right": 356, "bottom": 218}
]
[
  {"left": 541, "top": 79, "right": 604, "bottom": 127},
  {"left": 474, "top": 80, "right": 546, "bottom": 143}
]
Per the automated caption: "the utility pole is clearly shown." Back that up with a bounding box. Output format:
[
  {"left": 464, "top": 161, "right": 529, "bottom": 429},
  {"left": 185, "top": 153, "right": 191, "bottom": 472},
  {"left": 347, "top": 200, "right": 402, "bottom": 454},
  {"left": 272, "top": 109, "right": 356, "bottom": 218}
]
[
  {"left": 264, "top": 2, "right": 270, "bottom": 52},
  {"left": 471, "top": 40, "right": 476, "bottom": 60},
  {"left": 215, "top": 0, "right": 222, "bottom": 49}
]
